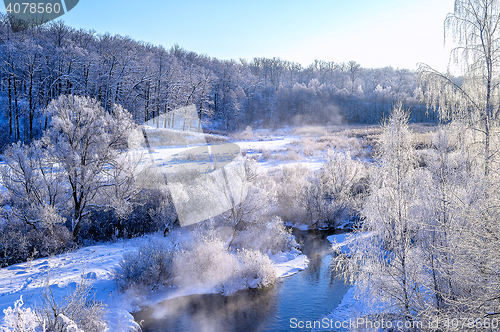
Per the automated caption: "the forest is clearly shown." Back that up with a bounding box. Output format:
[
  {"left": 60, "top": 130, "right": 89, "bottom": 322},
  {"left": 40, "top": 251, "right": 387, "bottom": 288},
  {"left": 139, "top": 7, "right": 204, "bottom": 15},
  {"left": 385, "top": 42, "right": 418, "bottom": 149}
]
[{"left": 0, "top": 12, "right": 432, "bottom": 151}]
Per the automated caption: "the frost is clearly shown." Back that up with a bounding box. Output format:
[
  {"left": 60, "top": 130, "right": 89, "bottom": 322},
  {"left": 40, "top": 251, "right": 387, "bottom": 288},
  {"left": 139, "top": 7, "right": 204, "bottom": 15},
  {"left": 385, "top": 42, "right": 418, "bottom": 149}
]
[{"left": 3, "top": 296, "right": 38, "bottom": 332}]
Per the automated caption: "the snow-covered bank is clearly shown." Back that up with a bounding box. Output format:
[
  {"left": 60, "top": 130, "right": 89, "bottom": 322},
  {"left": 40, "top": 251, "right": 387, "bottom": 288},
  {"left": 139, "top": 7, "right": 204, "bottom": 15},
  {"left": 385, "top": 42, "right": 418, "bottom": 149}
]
[
  {"left": 327, "top": 232, "right": 373, "bottom": 255},
  {"left": 270, "top": 248, "right": 309, "bottom": 278},
  {"left": 0, "top": 240, "right": 142, "bottom": 331},
  {"left": 322, "top": 232, "right": 388, "bottom": 331},
  {"left": 0, "top": 236, "right": 308, "bottom": 331}
]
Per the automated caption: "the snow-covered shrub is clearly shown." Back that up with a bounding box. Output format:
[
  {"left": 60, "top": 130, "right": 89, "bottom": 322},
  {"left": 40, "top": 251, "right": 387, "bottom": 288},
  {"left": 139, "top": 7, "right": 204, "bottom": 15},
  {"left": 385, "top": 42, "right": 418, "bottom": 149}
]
[
  {"left": 305, "top": 150, "right": 367, "bottom": 227},
  {"left": 53, "top": 314, "right": 84, "bottom": 332},
  {"left": 301, "top": 137, "right": 318, "bottom": 157},
  {"left": 321, "top": 150, "right": 366, "bottom": 205},
  {"left": 174, "top": 235, "right": 278, "bottom": 294},
  {"left": 36, "top": 275, "right": 106, "bottom": 332},
  {"left": 229, "top": 126, "right": 255, "bottom": 141},
  {"left": 115, "top": 236, "right": 176, "bottom": 292},
  {"left": 0, "top": 213, "right": 73, "bottom": 268},
  {"left": 271, "top": 165, "right": 311, "bottom": 222},
  {"left": 259, "top": 147, "right": 272, "bottom": 160},
  {"left": 303, "top": 176, "right": 330, "bottom": 226},
  {"left": 174, "top": 235, "right": 240, "bottom": 290},
  {"left": 237, "top": 248, "right": 277, "bottom": 288},
  {"left": 231, "top": 216, "right": 297, "bottom": 254},
  {"left": 3, "top": 296, "right": 38, "bottom": 332}
]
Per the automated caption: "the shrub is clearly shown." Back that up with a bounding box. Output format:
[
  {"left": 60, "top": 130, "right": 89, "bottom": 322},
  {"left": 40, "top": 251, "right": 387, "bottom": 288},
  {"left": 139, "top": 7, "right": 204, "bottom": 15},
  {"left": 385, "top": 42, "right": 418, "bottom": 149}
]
[
  {"left": 0, "top": 213, "right": 73, "bottom": 268},
  {"left": 271, "top": 165, "right": 311, "bottom": 222},
  {"left": 231, "top": 216, "right": 297, "bottom": 254},
  {"left": 3, "top": 296, "right": 38, "bottom": 332},
  {"left": 174, "top": 235, "right": 240, "bottom": 290},
  {"left": 303, "top": 150, "right": 367, "bottom": 228},
  {"left": 115, "top": 236, "right": 176, "bottom": 292},
  {"left": 259, "top": 147, "right": 272, "bottom": 160},
  {"left": 36, "top": 275, "right": 106, "bottom": 332},
  {"left": 237, "top": 248, "right": 277, "bottom": 288},
  {"left": 76, "top": 188, "right": 178, "bottom": 244},
  {"left": 174, "top": 235, "right": 278, "bottom": 295},
  {"left": 76, "top": 209, "right": 118, "bottom": 244},
  {"left": 229, "top": 126, "right": 255, "bottom": 141}
]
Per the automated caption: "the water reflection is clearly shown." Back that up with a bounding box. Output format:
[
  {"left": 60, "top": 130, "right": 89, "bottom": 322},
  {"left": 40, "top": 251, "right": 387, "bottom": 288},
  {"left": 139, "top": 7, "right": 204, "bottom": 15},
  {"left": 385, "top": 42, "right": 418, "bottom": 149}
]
[
  {"left": 133, "top": 229, "right": 350, "bottom": 332},
  {"left": 135, "top": 286, "right": 279, "bottom": 332}
]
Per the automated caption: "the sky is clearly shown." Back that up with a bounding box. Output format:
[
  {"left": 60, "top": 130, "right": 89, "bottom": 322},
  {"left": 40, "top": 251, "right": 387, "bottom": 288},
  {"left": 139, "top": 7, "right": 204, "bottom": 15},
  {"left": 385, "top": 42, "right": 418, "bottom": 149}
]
[{"left": 2, "top": 0, "right": 457, "bottom": 72}]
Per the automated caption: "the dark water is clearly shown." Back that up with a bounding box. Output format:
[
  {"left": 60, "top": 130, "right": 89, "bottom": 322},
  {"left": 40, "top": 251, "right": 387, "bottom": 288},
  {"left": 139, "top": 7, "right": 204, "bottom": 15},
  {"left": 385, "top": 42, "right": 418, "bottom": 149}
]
[{"left": 132, "top": 229, "right": 351, "bottom": 332}]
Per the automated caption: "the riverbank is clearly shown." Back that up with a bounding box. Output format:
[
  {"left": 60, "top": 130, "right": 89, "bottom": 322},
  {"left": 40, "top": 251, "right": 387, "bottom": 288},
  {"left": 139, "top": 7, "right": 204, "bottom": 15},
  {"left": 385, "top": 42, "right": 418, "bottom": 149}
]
[
  {"left": 133, "top": 228, "right": 350, "bottom": 331},
  {"left": 0, "top": 233, "right": 308, "bottom": 331}
]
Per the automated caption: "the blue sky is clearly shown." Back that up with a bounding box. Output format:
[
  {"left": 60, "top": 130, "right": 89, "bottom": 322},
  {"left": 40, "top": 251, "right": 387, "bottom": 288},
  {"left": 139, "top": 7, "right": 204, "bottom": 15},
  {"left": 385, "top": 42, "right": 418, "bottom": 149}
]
[{"left": 3, "top": 0, "right": 456, "bottom": 71}]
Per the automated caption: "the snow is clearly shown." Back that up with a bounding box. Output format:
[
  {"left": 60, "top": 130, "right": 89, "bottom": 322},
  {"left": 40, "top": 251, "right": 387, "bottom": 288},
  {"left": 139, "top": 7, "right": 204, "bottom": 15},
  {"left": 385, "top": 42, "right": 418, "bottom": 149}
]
[
  {"left": 0, "top": 236, "right": 308, "bottom": 330},
  {"left": 320, "top": 287, "right": 367, "bottom": 330},
  {"left": 130, "top": 130, "right": 326, "bottom": 177},
  {"left": 321, "top": 232, "right": 389, "bottom": 331},
  {"left": 284, "top": 221, "right": 310, "bottom": 231},
  {"left": 320, "top": 285, "right": 394, "bottom": 331},
  {"left": 104, "top": 309, "right": 143, "bottom": 332},
  {"left": 270, "top": 248, "right": 309, "bottom": 278},
  {"left": 0, "top": 240, "right": 141, "bottom": 331},
  {"left": 328, "top": 232, "right": 373, "bottom": 255},
  {"left": 236, "top": 137, "right": 326, "bottom": 171},
  {"left": 235, "top": 136, "right": 298, "bottom": 151}
]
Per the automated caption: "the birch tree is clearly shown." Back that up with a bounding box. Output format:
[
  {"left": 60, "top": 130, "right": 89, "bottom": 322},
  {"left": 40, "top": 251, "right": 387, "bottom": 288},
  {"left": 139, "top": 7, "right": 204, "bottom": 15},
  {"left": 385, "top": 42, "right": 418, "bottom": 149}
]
[
  {"left": 419, "top": 0, "right": 500, "bottom": 175},
  {"left": 333, "top": 105, "right": 424, "bottom": 323}
]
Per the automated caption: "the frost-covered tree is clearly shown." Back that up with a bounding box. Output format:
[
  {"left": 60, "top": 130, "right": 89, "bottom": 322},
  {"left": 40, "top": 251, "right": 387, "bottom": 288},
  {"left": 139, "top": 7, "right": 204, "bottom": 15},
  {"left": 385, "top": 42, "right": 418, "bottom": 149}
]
[
  {"left": 347, "top": 60, "right": 361, "bottom": 93},
  {"left": 1, "top": 140, "right": 68, "bottom": 228},
  {"left": 334, "top": 105, "right": 424, "bottom": 322},
  {"left": 43, "top": 95, "right": 136, "bottom": 237},
  {"left": 214, "top": 157, "right": 275, "bottom": 248},
  {"left": 320, "top": 150, "right": 366, "bottom": 224},
  {"left": 1, "top": 94, "right": 138, "bottom": 243},
  {"left": 415, "top": 2, "right": 500, "bottom": 322},
  {"left": 413, "top": 124, "right": 500, "bottom": 327},
  {"left": 419, "top": 0, "right": 500, "bottom": 174}
]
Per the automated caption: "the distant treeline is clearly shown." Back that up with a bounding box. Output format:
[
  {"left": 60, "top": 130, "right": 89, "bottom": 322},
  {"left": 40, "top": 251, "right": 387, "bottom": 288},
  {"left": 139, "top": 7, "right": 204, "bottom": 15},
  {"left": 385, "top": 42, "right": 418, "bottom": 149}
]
[{"left": 0, "top": 14, "right": 434, "bottom": 146}]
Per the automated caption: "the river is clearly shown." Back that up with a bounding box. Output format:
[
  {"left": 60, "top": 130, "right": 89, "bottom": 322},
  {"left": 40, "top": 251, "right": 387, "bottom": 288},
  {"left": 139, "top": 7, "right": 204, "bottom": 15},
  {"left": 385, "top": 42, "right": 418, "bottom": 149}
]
[{"left": 132, "top": 228, "right": 351, "bottom": 331}]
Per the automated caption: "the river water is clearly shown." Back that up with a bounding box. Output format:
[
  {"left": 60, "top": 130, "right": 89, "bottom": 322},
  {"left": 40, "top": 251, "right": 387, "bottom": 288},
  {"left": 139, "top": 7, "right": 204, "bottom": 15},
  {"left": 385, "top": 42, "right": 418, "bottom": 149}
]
[{"left": 132, "top": 229, "right": 351, "bottom": 332}]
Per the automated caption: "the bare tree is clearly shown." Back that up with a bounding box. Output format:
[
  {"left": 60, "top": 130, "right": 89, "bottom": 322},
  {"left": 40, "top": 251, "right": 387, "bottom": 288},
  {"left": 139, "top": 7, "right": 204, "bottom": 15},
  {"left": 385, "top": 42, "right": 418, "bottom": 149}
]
[{"left": 347, "top": 60, "right": 361, "bottom": 92}]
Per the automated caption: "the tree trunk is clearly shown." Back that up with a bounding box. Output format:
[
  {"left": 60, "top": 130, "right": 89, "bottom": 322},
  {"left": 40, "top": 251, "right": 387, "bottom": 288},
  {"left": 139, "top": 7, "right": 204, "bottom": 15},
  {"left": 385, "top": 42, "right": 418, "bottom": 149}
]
[
  {"left": 13, "top": 77, "right": 20, "bottom": 141},
  {"left": 8, "top": 75, "right": 12, "bottom": 137},
  {"left": 29, "top": 74, "right": 34, "bottom": 141}
]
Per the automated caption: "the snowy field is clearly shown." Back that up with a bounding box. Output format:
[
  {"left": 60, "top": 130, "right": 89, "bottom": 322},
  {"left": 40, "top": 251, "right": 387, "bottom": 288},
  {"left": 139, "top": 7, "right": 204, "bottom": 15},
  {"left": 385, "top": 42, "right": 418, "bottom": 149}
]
[{"left": 136, "top": 126, "right": 331, "bottom": 173}]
